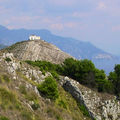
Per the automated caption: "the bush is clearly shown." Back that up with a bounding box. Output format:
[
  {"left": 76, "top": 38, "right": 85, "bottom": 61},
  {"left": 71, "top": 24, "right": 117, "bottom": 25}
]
[
  {"left": 37, "top": 76, "right": 59, "bottom": 100},
  {"left": 0, "top": 116, "right": 9, "bottom": 120},
  {"left": 51, "top": 71, "right": 60, "bottom": 81},
  {"left": 26, "top": 60, "right": 58, "bottom": 72},
  {"left": 5, "top": 57, "right": 11, "bottom": 62}
]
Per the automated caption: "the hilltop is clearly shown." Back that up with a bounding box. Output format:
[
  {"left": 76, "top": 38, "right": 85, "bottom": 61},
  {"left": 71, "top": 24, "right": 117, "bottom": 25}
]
[{"left": 3, "top": 40, "right": 72, "bottom": 64}]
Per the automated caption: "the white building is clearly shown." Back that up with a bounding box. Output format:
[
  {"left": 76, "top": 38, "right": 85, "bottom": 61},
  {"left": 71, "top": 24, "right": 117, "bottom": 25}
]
[{"left": 29, "top": 35, "right": 41, "bottom": 40}]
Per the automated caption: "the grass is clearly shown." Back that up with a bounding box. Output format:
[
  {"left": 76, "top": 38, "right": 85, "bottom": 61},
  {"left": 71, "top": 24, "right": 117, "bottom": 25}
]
[
  {"left": 2, "top": 75, "right": 10, "bottom": 83},
  {"left": 16, "top": 71, "right": 38, "bottom": 86},
  {"left": 0, "top": 87, "right": 21, "bottom": 110},
  {"left": 0, "top": 75, "right": 11, "bottom": 83},
  {"left": 21, "top": 111, "right": 33, "bottom": 120},
  {"left": 19, "top": 85, "right": 27, "bottom": 95},
  {"left": 55, "top": 86, "right": 91, "bottom": 120},
  {"left": 77, "top": 103, "right": 90, "bottom": 117},
  {"left": 0, "top": 116, "right": 9, "bottom": 120}
]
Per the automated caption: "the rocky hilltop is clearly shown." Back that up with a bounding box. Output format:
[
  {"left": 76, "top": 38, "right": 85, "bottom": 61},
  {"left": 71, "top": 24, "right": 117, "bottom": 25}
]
[{"left": 4, "top": 40, "right": 72, "bottom": 64}]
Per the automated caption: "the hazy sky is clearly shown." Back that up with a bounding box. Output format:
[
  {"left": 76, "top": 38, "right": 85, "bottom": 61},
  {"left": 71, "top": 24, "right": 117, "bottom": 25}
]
[{"left": 0, "top": 0, "right": 120, "bottom": 55}]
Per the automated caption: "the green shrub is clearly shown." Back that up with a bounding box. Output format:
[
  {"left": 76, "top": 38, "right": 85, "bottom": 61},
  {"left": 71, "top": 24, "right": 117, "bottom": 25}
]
[
  {"left": 51, "top": 71, "right": 60, "bottom": 81},
  {"left": 37, "top": 76, "right": 59, "bottom": 100},
  {"left": 26, "top": 60, "right": 58, "bottom": 72},
  {"left": 5, "top": 57, "right": 11, "bottom": 62},
  {"left": 0, "top": 116, "right": 9, "bottom": 120}
]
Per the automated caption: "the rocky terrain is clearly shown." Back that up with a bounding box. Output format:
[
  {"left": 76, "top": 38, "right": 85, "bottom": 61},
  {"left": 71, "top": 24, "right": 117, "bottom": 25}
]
[
  {"left": 62, "top": 77, "right": 120, "bottom": 120},
  {"left": 0, "top": 40, "right": 120, "bottom": 120},
  {"left": 0, "top": 52, "right": 89, "bottom": 120},
  {"left": 3, "top": 40, "right": 72, "bottom": 64}
]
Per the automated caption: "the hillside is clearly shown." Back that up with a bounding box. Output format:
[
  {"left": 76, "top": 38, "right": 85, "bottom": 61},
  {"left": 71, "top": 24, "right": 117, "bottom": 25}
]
[
  {"left": 0, "top": 52, "right": 91, "bottom": 120},
  {"left": 3, "top": 40, "right": 72, "bottom": 64},
  {"left": 0, "top": 43, "right": 120, "bottom": 120},
  {"left": 0, "top": 25, "right": 119, "bottom": 73}
]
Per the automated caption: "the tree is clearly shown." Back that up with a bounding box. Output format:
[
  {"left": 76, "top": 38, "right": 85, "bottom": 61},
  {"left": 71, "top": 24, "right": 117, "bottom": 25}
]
[{"left": 108, "top": 64, "right": 120, "bottom": 95}]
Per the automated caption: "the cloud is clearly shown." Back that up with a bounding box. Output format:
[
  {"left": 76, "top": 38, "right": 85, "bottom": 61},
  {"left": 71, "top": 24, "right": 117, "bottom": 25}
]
[
  {"left": 72, "top": 12, "right": 91, "bottom": 18},
  {"left": 112, "top": 25, "right": 120, "bottom": 31},
  {"left": 97, "top": 2, "right": 107, "bottom": 10},
  {"left": 50, "top": 23, "right": 64, "bottom": 31},
  {"left": 0, "top": 6, "right": 10, "bottom": 14}
]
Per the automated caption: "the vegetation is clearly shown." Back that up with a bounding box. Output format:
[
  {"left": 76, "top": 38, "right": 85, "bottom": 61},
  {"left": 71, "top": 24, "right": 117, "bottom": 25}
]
[
  {"left": 108, "top": 64, "right": 120, "bottom": 96},
  {"left": 5, "top": 57, "right": 11, "bottom": 62},
  {"left": 26, "top": 60, "right": 60, "bottom": 80},
  {"left": 26, "top": 58, "right": 114, "bottom": 94},
  {"left": 0, "top": 116, "right": 9, "bottom": 120},
  {"left": 26, "top": 58, "right": 120, "bottom": 96},
  {"left": 37, "top": 76, "right": 59, "bottom": 100},
  {"left": 25, "top": 60, "right": 59, "bottom": 72},
  {"left": 78, "top": 104, "right": 90, "bottom": 117}
]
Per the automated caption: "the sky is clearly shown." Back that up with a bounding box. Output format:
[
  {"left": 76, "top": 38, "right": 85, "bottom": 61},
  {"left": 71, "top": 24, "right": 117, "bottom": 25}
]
[{"left": 0, "top": 0, "right": 120, "bottom": 55}]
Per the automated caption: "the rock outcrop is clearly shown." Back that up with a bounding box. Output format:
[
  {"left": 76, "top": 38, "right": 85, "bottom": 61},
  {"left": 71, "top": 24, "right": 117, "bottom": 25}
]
[
  {"left": 62, "top": 77, "right": 120, "bottom": 120},
  {"left": 4, "top": 40, "right": 72, "bottom": 64}
]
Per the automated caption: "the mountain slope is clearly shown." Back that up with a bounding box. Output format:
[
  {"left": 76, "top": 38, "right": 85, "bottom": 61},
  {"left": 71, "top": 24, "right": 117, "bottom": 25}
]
[
  {"left": 3, "top": 40, "right": 72, "bottom": 64},
  {"left": 0, "top": 52, "right": 90, "bottom": 120},
  {"left": 0, "top": 51, "right": 119, "bottom": 120}
]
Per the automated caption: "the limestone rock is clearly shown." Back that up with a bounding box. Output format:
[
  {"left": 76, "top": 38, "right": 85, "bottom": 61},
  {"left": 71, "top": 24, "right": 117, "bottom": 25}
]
[
  {"left": 5, "top": 40, "right": 72, "bottom": 64},
  {"left": 62, "top": 77, "right": 120, "bottom": 120}
]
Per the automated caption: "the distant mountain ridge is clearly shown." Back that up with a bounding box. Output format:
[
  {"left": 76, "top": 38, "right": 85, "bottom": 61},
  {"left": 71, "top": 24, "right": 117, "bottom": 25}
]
[
  {"left": 0, "top": 25, "right": 119, "bottom": 73},
  {"left": 0, "top": 44, "right": 7, "bottom": 49}
]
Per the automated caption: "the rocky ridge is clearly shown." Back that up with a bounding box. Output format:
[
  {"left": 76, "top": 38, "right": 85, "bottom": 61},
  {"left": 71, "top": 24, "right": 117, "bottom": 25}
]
[{"left": 4, "top": 40, "right": 72, "bottom": 64}]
